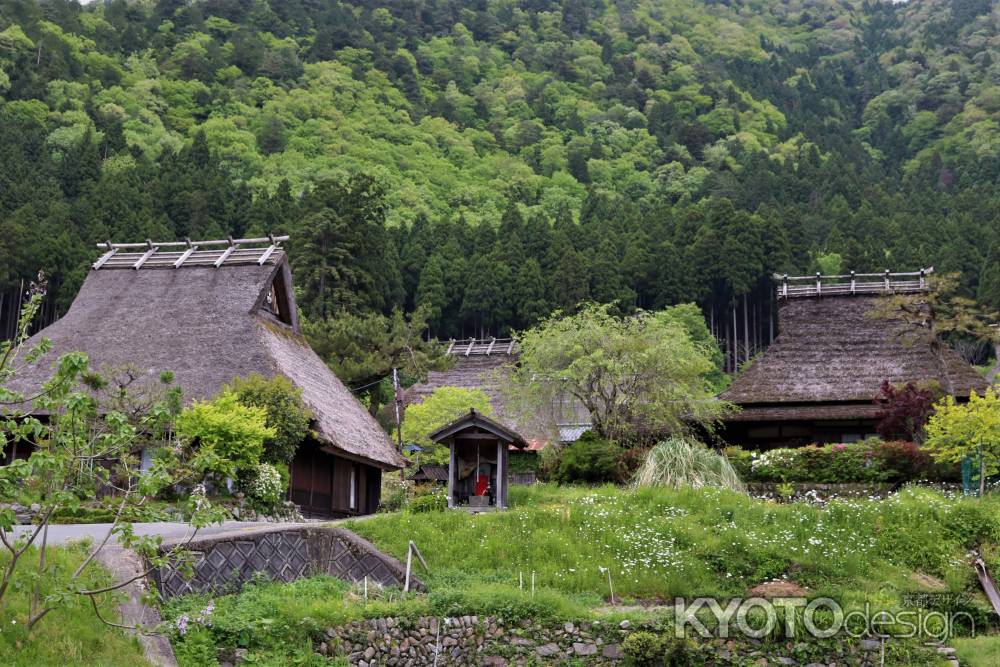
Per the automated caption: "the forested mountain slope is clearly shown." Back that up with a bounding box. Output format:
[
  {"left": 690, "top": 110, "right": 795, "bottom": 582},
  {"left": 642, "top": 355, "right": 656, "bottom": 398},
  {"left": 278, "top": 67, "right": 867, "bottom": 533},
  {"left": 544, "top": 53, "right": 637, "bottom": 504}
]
[{"left": 1, "top": 0, "right": 999, "bottom": 367}]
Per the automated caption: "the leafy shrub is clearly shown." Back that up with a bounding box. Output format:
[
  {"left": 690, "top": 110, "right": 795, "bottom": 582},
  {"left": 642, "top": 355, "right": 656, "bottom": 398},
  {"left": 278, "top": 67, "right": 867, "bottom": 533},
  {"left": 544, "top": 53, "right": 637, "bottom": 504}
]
[
  {"left": 379, "top": 475, "right": 412, "bottom": 512},
  {"left": 508, "top": 451, "right": 539, "bottom": 473},
  {"left": 722, "top": 445, "right": 752, "bottom": 479},
  {"left": 622, "top": 631, "right": 663, "bottom": 665},
  {"left": 633, "top": 437, "right": 744, "bottom": 491},
  {"left": 408, "top": 491, "right": 446, "bottom": 513},
  {"left": 226, "top": 374, "right": 312, "bottom": 464},
  {"left": 618, "top": 446, "right": 651, "bottom": 481},
  {"left": 175, "top": 391, "right": 275, "bottom": 477},
  {"left": 738, "top": 439, "right": 947, "bottom": 484},
  {"left": 536, "top": 443, "right": 563, "bottom": 481},
  {"left": 555, "top": 431, "right": 620, "bottom": 484},
  {"left": 749, "top": 447, "right": 808, "bottom": 482},
  {"left": 874, "top": 440, "right": 932, "bottom": 480}
]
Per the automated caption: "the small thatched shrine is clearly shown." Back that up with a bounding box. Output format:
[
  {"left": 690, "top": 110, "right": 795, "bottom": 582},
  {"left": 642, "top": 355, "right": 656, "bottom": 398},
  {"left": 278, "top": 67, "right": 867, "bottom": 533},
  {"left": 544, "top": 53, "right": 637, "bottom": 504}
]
[
  {"left": 429, "top": 409, "right": 527, "bottom": 510},
  {"left": 7, "top": 237, "right": 404, "bottom": 516},
  {"left": 720, "top": 269, "right": 989, "bottom": 448}
]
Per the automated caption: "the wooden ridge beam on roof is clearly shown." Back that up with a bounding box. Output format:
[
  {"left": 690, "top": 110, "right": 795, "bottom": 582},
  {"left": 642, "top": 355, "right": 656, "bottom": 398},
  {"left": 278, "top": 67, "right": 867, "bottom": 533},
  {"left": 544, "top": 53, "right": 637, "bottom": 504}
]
[
  {"left": 91, "top": 235, "right": 289, "bottom": 271},
  {"left": 775, "top": 267, "right": 935, "bottom": 299},
  {"left": 95, "top": 235, "right": 290, "bottom": 250},
  {"left": 257, "top": 244, "right": 278, "bottom": 265}
]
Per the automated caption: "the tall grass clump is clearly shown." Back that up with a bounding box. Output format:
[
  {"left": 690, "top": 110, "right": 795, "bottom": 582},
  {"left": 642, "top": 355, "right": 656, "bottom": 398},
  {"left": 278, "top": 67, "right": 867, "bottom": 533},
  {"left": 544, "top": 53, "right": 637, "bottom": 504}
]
[{"left": 633, "top": 437, "right": 745, "bottom": 492}]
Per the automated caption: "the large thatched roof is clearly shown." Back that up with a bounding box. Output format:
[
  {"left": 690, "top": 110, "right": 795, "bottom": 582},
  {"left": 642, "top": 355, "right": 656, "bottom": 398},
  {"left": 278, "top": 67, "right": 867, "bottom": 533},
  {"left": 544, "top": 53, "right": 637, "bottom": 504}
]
[
  {"left": 721, "top": 294, "right": 989, "bottom": 421},
  {"left": 9, "top": 242, "right": 404, "bottom": 469}
]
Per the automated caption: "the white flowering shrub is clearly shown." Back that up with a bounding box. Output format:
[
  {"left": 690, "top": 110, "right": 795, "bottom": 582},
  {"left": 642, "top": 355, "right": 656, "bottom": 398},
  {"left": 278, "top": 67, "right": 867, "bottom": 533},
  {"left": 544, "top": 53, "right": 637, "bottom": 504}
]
[
  {"left": 749, "top": 448, "right": 800, "bottom": 480},
  {"left": 246, "top": 463, "right": 284, "bottom": 509}
]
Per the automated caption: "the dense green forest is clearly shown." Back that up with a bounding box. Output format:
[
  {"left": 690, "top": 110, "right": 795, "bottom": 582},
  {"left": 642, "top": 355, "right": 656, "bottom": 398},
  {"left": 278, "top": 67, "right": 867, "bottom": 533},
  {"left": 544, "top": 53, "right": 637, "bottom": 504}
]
[{"left": 2, "top": 0, "right": 1000, "bottom": 372}]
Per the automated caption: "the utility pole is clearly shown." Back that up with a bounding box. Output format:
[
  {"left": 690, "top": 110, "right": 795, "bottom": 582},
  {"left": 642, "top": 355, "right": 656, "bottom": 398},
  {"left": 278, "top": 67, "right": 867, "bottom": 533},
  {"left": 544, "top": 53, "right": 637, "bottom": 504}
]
[{"left": 393, "top": 367, "right": 405, "bottom": 480}]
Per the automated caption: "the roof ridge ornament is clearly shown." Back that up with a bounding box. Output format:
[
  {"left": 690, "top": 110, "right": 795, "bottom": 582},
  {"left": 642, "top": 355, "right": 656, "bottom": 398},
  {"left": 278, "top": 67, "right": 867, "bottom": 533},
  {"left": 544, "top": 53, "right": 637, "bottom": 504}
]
[
  {"left": 774, "top": 267, "right": 934, "bottom": 300},
  {"left": 91, "top": 235, "right": 290, "bottom": 271}
]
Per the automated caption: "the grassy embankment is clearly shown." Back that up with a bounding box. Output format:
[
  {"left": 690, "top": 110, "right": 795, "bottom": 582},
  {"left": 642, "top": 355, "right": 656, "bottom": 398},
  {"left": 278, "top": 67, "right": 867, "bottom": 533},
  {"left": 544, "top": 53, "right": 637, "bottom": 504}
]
[
  {"left": 161, "top": 484, "right": 1000, "bottom": 665},
  {"left": 351, "top": 484, "right": 1000, "bottom": 610},
  {"left": 0, "top": 541, "right": 151, "bottom": 667}
]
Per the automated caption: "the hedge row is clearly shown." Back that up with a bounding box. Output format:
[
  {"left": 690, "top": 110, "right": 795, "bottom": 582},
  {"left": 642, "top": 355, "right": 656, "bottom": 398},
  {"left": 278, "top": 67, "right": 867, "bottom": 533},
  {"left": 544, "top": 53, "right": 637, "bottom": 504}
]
[{"left": 724, "top": 439, "right": 960, "bottom": 484}]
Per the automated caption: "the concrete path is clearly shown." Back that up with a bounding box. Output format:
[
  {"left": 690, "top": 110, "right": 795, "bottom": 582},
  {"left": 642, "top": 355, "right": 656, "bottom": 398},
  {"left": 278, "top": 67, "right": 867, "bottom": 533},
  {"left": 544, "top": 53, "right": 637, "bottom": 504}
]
[{"left": 10, "top": 520, "right": 310, "bottom": 546}]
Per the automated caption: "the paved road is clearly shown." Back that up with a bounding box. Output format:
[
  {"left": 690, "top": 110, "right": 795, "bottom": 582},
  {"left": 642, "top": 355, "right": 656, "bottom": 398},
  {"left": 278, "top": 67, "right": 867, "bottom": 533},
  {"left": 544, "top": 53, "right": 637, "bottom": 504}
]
[{"left": 10, "top": 520, "right": 309, "bottom": 546}]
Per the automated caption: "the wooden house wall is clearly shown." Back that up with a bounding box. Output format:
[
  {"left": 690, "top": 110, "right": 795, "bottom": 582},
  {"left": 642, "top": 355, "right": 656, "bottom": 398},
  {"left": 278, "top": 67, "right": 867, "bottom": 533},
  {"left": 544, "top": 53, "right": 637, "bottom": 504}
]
[
  {"left": 289, "top": 442, "right": 382, "bottom": 517},
  {"left": 721, "top": 418, "right": 879, "bottom": 450}
]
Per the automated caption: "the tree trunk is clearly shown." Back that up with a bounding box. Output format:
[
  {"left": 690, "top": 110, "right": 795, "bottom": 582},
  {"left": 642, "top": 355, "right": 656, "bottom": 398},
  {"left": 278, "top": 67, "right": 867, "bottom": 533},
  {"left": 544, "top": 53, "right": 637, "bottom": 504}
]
[
  {"left": 743, "top": 293, "right": 749, "bottom": 361},
  {"left": 732, "top": 303, "right": 738, "bottom": 370},
  {"left": 933, "top": 341, "right": 957, "bottom": 397},
  {"left": 979, "top": 444, "right": 986, "bottom": 498},
  {"left": 769, "top": 287, "right": 774, "bottom": 344},
  {"left": 987, "top": 342, "right": 1000, "bottom": 385}
]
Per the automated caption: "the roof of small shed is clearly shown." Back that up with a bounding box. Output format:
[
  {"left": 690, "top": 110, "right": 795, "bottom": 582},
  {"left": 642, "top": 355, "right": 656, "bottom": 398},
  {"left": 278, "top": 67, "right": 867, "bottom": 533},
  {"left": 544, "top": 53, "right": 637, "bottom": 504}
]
[
  {"left": 721, "top": 294, "right": 988, "bottom": 413},
  {"left": 8, "top": 239, "right": 404, "bottom": 469},
  {"left": 410, "top": 465, "right": 449, "bottom": 482},
  {"left": 429, "top": 409, "right": 528, "bottom": 448}
]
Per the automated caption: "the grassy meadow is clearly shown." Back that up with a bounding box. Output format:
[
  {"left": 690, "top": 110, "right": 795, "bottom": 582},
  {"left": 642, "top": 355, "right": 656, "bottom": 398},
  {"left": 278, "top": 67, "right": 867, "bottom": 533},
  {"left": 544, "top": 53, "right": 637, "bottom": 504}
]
[
  {"left": 953, "top": 635, "right": 1000, "bottom": 666},
  {"left": 347, "top": 483, "right": 1000, "bottom": 615},
  {"left": 0, "top": 541, "right": 151, "bottom": 667},
  {"left": 160, "top": 483, "right": 1000, "bottom": 665}
]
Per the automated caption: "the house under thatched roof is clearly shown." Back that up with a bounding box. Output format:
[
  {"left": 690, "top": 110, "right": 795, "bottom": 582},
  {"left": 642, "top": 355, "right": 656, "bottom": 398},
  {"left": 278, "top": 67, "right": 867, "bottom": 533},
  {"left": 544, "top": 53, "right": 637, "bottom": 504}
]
[
  {"left": 403, "top": 338, "right": 587, "bottom": 450},
  {"left": 8, "top": 237, "right": 403, "bottom": 516},
  {"left": 720, "top": 271, "right": 989, "bottom": 448}
]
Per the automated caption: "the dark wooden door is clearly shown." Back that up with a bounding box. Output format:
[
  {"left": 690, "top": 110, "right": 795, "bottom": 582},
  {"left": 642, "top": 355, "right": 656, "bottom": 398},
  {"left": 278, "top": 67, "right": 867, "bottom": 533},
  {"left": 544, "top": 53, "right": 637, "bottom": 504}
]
[{"left": 290, "top": 448, "right": 333, "bottom": 514}]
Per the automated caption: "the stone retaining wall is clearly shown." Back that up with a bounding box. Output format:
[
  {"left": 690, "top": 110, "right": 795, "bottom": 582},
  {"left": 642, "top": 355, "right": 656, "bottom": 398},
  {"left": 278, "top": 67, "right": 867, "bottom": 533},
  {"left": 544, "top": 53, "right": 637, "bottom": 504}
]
[
  {"left": 318, "top": 615, "right": 624, "bottom": 666},
  {"left": 316, "top": 616, "right": 949, "bottom": 667},
  {"left": 151, "top": 525, "right": 422, "bottom": 599}
]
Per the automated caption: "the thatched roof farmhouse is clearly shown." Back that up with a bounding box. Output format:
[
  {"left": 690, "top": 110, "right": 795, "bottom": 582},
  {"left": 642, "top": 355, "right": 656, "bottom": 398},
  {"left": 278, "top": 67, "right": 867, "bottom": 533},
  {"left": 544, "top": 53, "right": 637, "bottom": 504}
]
[
  {"left": 404, "top": 338, "right": 590, "bottom": 450},
  {"left": 720, "top": 270, "right": 989, "bottom": 448},
  {"left": 9, "top": 237, "right": 403, "bottom": 516}
]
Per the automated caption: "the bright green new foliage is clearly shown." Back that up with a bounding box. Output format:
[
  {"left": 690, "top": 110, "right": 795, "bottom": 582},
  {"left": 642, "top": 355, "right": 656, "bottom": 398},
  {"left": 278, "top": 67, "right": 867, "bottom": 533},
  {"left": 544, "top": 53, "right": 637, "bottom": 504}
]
[
  {"left": 401, "top": 386, "right": 493, "bottom": 465},
  {"left": 175, "top": 391, "right": 276, "bottom": 477},
  {"left": 924, "top": 387, "right": 1000, "bottom": 495},
  {"left": 225, "top": 374, "right": 312, "bottom": 464}
]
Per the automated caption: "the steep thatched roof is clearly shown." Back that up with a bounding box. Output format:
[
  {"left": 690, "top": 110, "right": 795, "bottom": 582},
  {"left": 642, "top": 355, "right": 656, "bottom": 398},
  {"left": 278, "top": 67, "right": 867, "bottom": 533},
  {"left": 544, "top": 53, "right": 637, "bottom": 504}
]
[
  {"left": 721, "top": 294, "right": 989, "bottom": 421},
  {"left": 9, "top": 244, "right": 404, "bottom": 469},
  {"left": 405, "top": 352, "right": 513, "bottom": 407}
]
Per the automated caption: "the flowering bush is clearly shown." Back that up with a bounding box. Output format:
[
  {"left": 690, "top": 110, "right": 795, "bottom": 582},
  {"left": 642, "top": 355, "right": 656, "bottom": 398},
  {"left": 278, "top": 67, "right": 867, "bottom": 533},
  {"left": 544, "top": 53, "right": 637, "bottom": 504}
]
[
  {"left": 731, "top": 439, "right": 952, "bottom": 484},
  {"left": 408, "top": 490, "right": 447, "bottom": 513},
  {"left": 378, "top": 475, "right": 413, "bottom": 512},
  {"left": 245, "top": 463, "right": 284, "bottom": 510},
  {"left": 748, "top": 448, "right": 805, "bottom": 481}
]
